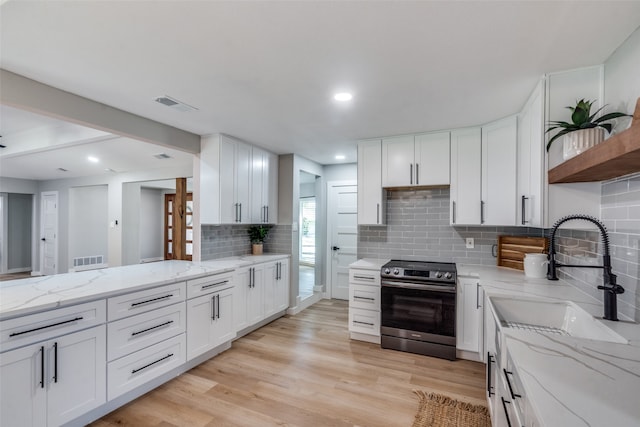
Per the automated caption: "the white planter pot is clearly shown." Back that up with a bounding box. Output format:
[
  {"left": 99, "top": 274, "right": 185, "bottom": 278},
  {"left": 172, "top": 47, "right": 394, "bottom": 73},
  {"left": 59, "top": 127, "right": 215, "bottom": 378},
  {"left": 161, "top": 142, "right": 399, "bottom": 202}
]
[{"left": 563, "top": 128, "right": 604, "bottom": 161}]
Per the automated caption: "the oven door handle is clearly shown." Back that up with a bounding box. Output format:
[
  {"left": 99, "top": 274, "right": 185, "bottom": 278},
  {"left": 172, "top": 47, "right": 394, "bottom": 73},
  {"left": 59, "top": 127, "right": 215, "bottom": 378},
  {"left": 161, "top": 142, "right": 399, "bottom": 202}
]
[{"left": 381, "top": 281, "right": 456, "bottom": 293}]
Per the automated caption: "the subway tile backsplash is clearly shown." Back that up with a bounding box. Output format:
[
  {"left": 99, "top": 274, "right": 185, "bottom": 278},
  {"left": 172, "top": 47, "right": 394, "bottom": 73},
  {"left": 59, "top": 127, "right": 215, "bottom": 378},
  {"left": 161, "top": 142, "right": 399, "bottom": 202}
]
[
  {"left": 201, "top": 224, "right": 292, "bottom": 260},
  {"left": 357, "top": 188, "right": 543, "bottom": 264}
]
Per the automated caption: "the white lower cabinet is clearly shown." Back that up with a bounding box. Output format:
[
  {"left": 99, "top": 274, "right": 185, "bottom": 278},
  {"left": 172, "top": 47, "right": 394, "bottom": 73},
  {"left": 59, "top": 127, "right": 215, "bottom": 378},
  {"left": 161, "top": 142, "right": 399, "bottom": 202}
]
[
  {"left": 456, "top": 277, "right": 483, "bottom": 357},
  {"left": 186, "top": 285, "right": 234, "bottom": 360},
  {"left": 348, "top": 267, "right": 381, "bottom": 343},
  {"left": 0, "top": 325, "right": 106, "bottom": 427},
  {"left": 264, "top": 259, "right": 289, "bottom": 317}
]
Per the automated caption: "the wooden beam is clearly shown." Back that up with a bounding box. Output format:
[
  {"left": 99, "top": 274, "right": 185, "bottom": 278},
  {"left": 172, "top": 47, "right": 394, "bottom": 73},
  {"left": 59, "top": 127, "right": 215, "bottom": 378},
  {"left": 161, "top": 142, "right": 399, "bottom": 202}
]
[
  {"left": 173, "top": 178, "right": 187, "bottom": 260},
  {"left": 548, "top": 98, "right": 640, "bottom": 183}
]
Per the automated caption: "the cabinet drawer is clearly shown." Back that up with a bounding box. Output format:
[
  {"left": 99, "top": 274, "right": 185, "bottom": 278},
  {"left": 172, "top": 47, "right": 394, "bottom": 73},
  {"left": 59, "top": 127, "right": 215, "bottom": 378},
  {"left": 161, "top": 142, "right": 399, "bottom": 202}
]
[
  {"left": 349, "top": 269, "right": 380, "bottom": 286},
  {"left": 108, "top": 282, "right": 186, "bottom": 321},
  {"left": 0, "top": 300, "right": 106, "bottom": 352},
  {"left": 107, "top": 334, "right": 186, "bottom": 400},
  {"left": 186, "top": 272, "right": 234, "bottom": 299},
  {"left": 107, "top": 302, "right": 186, "bottom": 361},
  {"left": 348, "top": 307, "right": 380, "bottom": 336},
  {"left": 349, "top": 284, "right": 380, "bottom": 310}
]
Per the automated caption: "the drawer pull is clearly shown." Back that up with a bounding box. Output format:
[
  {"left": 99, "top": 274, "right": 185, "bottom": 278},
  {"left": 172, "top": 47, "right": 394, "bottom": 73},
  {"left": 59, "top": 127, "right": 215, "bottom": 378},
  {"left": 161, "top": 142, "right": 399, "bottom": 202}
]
[
  {"left": 503, "top": 369, "right": 522, "bottom": 399},
  {"left": 131, "top": 353, "right": 174, "bottom": 374},
  {"left": 53, "top": 342, "right": 58, "bottom": 383},
  {"left": 130, "top": 294, "right": 173, "bottom": 307},
  {"left": 131, "top": 320, "right": 174, "bottom": 336},
  {"left": 40, "top": 346, "right": 45, "bottom": 389},
  {"left": 353, "top": 296, "right": 375, "bottom": 301},
  {"left": 500, "top": 397, "right": 513, "bottom": 427},
  {"left": 9, "top": 316, "right": 84, "bottom": 337},
  {"left": 353, "top": 275, "right": 374, "bottom": 281},
  {"left": 201, "top": 280, "right": 228, "bottom": 290},
  {"left": 353, "top": 320, "right": 374, "bottom": 326}
]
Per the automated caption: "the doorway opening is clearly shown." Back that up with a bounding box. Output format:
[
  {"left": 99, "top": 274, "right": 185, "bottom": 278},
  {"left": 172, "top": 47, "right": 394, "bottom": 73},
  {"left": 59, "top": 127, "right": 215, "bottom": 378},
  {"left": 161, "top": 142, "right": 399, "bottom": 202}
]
[
  {"left": 298, "top": 170, "right": 319, "bottom": 301},
  {"left": 165, "top": 192, "right": 193, "bottom": 261}
]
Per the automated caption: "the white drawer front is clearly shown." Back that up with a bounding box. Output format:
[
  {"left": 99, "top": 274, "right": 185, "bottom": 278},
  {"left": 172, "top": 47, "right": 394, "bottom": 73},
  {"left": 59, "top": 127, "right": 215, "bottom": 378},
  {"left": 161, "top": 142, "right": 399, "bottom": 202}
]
[
  {"left": 348, "top": 307, "right": 380, "bottom": 336},
  {"left": 107, "top": 334, "right": 186, "bottom": 400},
  {"left": 349, "top": 284, "right": 380, "bottom": 310},
  {"left": 107, "top": 302, "right": 186, "bottom": 361},
  {"left": 186, "top": 272, "right": 234, "bottom": 299},
  {"left": 1, "top": 300, "right": 106, "bottom": 352},
  {"left": 349, "top": 269, "right": 380, "bottom": 287},
  {"left": 108, "top": 282, "right": 186, "bottom": 321}
]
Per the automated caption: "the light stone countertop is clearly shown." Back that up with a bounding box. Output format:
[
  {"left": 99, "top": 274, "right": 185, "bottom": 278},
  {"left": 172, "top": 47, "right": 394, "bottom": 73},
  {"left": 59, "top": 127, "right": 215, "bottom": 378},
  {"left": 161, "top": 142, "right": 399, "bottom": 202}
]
[
  {"left": 349, "top": 258, "right": 390, "bottom": 271},
  {"left": 0, "top": 254, "right": 290, "bottom": 320},
  {"left": 459, "top": 264, "right": 640, "bottom": 427}
]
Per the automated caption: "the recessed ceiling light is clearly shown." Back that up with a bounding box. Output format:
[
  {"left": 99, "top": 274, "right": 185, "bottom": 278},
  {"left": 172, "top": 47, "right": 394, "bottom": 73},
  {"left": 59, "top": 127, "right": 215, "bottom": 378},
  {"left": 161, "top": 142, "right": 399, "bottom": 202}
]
[
  {"left": 88, "top": 156, "right": 99, "bottom": 163},
  {"left": 334, "top": 92, "right": 353, "bottom": 102},
  {"left": 335, "top": 154, "right": 346, "bottom": 160}
]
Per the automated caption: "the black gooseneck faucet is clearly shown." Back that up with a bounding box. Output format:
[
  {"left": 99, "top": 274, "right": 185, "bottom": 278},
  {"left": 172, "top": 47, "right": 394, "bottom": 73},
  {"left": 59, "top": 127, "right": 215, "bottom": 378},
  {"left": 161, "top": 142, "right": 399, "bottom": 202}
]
[{"left": 547, "top": 214, "right": 625, "bottom": 321}]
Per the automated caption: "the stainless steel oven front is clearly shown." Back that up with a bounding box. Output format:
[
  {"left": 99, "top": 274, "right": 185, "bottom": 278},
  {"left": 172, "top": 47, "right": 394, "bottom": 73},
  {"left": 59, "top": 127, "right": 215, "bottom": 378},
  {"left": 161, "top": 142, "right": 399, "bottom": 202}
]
[{"left": 380, "top": 260, "right": 457, "bottom": 360}]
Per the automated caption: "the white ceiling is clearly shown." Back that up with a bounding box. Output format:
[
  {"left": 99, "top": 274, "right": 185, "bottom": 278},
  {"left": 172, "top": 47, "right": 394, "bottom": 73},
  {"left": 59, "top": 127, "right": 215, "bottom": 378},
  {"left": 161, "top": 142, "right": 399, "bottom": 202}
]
[{"left": 1, "top": 0, "right": 640, "bottom": 173}]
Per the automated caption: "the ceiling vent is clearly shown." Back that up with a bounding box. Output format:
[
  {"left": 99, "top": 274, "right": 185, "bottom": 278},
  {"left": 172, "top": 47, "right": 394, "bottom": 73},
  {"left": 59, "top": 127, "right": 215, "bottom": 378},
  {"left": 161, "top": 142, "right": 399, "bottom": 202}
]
[
  {"left": 154, "top": 95, "right": 198, "bottom": 112},
  {"left": 153, "top": 153, "right": 172, "bottom": 160}
]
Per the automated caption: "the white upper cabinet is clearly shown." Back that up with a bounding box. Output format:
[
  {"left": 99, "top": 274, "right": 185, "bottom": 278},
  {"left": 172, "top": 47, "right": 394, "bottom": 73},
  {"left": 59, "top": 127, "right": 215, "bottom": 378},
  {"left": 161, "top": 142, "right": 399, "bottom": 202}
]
[
  {"left": 200, "top": 134, "right": 278, "bottom": 225},
  {"left": 517, "top": 80, "right": 545, "bottom": 227},
  {"left": 415, "top": 132, "right": 451, "bottom": 186},
  {"left": 482, "top": 116, "right": 517, "bottom": 226},
  {"left": 357, "top": 139, "right": 385, "bottom": 225},
  {"left": 450, "top": 128, "right": 482, "bottom": 225},
  {"left": 381, "top": 132, "right": 450, "bottom": 188},
  {"left": 251, "top": 147, "right": 278, "bottom": 224}
]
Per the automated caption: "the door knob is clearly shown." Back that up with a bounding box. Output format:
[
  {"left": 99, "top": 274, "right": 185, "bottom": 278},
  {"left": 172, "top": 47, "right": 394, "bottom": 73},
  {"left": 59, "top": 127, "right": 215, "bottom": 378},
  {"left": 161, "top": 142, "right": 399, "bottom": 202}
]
[
  {"left": 41, "top": 238, "right": 46, "bottom": 242},
  {"left": 332, "top": 246, "right": 340, "bottom": 251}
]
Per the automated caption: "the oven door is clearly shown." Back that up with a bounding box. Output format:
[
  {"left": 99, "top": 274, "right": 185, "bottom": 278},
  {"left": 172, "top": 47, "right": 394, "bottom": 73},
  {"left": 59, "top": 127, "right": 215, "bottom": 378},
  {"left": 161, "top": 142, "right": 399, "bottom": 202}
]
[{"left": 381, "top": 281, "right": 456, "bottom": 344}]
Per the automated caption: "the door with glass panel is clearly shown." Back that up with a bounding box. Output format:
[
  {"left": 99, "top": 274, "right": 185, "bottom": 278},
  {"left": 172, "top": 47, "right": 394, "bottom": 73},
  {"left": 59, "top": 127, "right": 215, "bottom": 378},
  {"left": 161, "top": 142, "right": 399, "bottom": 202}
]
[{"left": 164, "top": 193, "right": 193, "bottom": 260}]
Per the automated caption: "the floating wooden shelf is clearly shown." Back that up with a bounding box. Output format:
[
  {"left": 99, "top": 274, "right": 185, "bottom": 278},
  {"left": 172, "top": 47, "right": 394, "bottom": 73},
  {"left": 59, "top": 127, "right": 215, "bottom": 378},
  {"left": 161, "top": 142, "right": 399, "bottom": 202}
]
[{"left": 548, "top": 98, "right": 640, "bottom": 184}]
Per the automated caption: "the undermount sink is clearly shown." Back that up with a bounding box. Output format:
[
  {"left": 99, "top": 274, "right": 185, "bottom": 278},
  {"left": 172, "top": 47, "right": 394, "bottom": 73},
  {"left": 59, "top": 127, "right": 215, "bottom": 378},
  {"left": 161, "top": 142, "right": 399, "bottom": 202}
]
[{"left": 489, "top": 296, "right": 628, "bottom": 344}]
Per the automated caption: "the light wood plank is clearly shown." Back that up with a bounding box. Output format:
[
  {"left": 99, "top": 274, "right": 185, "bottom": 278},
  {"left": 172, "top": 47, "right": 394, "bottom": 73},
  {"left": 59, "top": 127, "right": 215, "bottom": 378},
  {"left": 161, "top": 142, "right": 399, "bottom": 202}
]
[{"left": 92, "top": 300, "right": 485, "bottom": 427}]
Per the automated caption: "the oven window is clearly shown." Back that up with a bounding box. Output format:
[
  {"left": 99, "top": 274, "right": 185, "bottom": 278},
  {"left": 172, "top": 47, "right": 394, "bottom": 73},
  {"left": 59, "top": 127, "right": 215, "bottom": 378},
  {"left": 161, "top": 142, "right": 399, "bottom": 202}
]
[{"left": 381, "top": 286, "right": 455, "bottom": 337}]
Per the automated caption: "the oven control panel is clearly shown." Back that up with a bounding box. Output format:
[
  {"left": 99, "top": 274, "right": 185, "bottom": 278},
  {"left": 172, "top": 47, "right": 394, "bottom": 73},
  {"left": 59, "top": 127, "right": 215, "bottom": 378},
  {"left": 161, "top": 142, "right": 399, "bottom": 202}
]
[{"left": 381, "top": 261, "right": 456, "bottom": 284}]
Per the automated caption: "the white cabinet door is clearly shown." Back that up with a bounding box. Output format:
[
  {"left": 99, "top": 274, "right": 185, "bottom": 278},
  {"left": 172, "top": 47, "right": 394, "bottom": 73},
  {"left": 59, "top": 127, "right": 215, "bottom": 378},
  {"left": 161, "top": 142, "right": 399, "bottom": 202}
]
[
  {"left": 250, "top": 147, "right": 267, "bottom": 224},
  {"left": 518, "top": 81, "right": 544, "bottom": 227},
  {"left": 263, "top": 262, "right": 277, "bottom": 317},
  {"left": 482, "top": 116, "right": 517, "bottom": 226},
  {"left": 0, "top": 343, "right": 47, "bottom": 427},
  {"left": 246, "top": 266, "right": 264, "bottom": 326},
  {"left": 415, "top": 131, "right": 450, "bottom": 186},
  {"left": 275, "top": 259, "right": 289, "bottom": 313},
  {"left": 266, "top": 152, "right": 279, "bottom": 224},
  {"left": 234, "top": 268, "right": 250, "bottom": 332},
  {"left": 456, "top": 278, "right": 483, "bottom": 354},
  {"left": 186, "top": 287, "right": 234, "bottom": 360},
  {"left": 47, "top": 326, "right": 107, "bottom": 426},
  {"left": 235, "top": 140, "right": 252, "bottom": 224},
  {"left": 381, "top": 135, "right": 415, "bottom": 187},
  {"left": 219, "top": 137, "right": 237, "bottom": 224},
  {"left": 357, "top": 139, "right": 384, "bottom": 225},
  {"left": 450, "top": 128, "right": 482, "bottom": 225}
]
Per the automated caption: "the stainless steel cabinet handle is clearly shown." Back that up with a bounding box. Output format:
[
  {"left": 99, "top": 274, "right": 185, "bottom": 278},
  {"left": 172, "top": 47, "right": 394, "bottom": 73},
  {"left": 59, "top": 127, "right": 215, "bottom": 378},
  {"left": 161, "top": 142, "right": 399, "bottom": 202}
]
[
  {"left": 503, "top": 369, "right": 522, "bottom": 399},
  {"left": 480, "top": 201, "right": 485, "bottom": 224},
  {"left": 353, "top": 275, "right": 374, "bottom": 281},
  {"left": 353, "top": 296, "right": 375, "bottom": 301},
  {"left": 521, "top": 195, "right": 529, "bottom": 225},
  {"left": 53, "top": 342, "right": 58, "bottom": 383},
  {"left": 131, "top": 353, "right": 174, "bottom": 374},
  {"left": 410, "top": 164, "right": 413, "bottom": 185},
  {"left": 211, "top": 295, "right": 216, "bottom": 319},
  {"left": 415, "top": 163, "right": 419, "bottom": 185},
  {"left": 216, "top": 294, "right": 220, "bottom": 319},
  {"left": 40, "top": 346, "right": 45, "bottom": 389},
  {"left": 476, "top": 283, "right": 481, "bottom": 309},
  {"left": 353, "top": 320, "right": 374, "bottom": 326},
  {"left": 239, "top": 203, "right": 242, "bottom": 222},
  {"left": 452, "top": 201, "right": 456, "bottom": 224},
  {"left": 486, "top": 353, "right": 495, "bottom": 396},
  {"left": 234, "top": 203, "right": 238, "bottom": 222},
  {"left": 501, "top": 397, "right": 513, "bottom": 427},
  {"left": 9, "top": 316, "right": 84, "bottom": 337},
  {"left": 376, "top": 203, "right": 380, "bottom": 224},
  {"left": 131, "top": 320, "right": 174, "bottom": 336},
  {"left": 202, "top": 280, "right": 228, "bottom": 290},
  {"left": 131, "top": 294, "right": 173, "bottom": 307}
]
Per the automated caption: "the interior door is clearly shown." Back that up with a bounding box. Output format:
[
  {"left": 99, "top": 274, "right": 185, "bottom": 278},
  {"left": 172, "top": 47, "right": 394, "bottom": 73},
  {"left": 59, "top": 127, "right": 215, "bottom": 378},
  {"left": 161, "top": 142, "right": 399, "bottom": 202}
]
[
  {"left": 165, "top": 193, "right": 193, "bottom": 261},
  {"left": 329, "top": 183, "right": 358, "bottom": 300},
  {"left": 40, "top": 191, "right": 58, "bottom": 275}
]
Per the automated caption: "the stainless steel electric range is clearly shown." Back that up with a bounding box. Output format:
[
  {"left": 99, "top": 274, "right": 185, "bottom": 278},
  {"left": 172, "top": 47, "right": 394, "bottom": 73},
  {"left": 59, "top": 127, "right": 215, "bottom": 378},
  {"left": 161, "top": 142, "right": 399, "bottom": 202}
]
[{"left": 380, "top": 260, "right": 457, "bottom": 360}]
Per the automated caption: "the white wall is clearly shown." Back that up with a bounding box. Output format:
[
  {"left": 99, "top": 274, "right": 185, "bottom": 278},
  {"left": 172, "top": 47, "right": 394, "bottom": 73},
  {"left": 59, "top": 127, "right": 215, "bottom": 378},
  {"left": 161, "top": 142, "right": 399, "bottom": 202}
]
[
  {"left": 7, "top": 193, "right": 32, "bottom": 271},
  {"left": 68, "top": 185, "right": 108, "bottom": 269},
  {"left": 604, "top": 25, "right": 640, "bottom": 130},
  {"left": 323, "top": 163, "right": 357, "bottom": 182},
  {"left": 139, "top": 187, "right": 164, "bottom": 261},
  {"left": 121, "top": 182, "right": 141, "bottom": 266}
]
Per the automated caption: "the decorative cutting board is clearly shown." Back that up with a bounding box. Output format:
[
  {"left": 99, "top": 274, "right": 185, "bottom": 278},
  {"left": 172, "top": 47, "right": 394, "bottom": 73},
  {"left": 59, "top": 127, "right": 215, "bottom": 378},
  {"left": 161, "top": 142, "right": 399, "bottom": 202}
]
[{"left": 497, "top": 235, "right": 549, "bottom": 271}]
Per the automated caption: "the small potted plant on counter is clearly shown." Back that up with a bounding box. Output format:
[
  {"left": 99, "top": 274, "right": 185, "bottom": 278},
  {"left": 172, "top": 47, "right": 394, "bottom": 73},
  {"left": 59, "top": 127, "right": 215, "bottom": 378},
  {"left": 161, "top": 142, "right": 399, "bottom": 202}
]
[
  {"left": 546, "top": 98, "right": 630, "bottom": 161},
  {"left": 248, "top": 225, "right": 271, "bottom": 255}
]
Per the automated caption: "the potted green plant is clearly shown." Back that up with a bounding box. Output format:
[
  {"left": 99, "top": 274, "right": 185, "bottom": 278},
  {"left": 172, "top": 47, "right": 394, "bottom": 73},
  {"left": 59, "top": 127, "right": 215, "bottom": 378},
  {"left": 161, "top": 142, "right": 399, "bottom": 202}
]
[
  {"left": 546, "top": 99, "right": 630, "bottom": 160},
  {"left": 248, "top": 225, "right": 271, "bottom": 255}
]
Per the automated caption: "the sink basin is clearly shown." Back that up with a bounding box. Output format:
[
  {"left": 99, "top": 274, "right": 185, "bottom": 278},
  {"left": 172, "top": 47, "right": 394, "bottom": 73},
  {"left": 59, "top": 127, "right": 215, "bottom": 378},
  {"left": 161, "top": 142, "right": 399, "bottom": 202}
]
[{"left": 489, "top": 296, "right": 628, "bottom": 344}]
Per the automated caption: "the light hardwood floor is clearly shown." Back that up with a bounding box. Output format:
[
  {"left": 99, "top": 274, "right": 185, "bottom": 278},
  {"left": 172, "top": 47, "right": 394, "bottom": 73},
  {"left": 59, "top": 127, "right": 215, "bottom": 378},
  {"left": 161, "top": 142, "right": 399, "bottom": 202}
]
[{"left": 91, "top": 299, "right": 485, "bottom": 427}]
